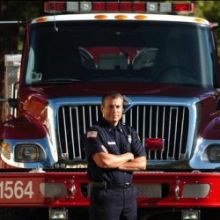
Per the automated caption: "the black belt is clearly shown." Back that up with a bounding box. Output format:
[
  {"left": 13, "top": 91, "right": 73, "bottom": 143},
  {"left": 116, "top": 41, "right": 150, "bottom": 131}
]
[{"left": 90, "top": 182, "right": 132, "bottom": 190}]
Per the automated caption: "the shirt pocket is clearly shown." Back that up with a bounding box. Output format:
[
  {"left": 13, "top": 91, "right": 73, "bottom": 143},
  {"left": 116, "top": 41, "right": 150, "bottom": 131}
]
[{"left": 120, "top": 134, "right": 132, "bottom": 152}]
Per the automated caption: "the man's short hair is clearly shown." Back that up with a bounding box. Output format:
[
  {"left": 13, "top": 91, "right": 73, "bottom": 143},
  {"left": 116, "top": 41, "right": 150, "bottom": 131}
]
[{"left": 101, "top": 92, "right": 124, "bottom": 106}]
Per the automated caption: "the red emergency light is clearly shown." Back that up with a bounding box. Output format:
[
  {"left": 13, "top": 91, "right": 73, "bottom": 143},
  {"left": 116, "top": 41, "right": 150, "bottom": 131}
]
[
  {"left": 92, "top": 2, "right": 105, "bottom": 11},
  {"left": 94, "top": 2, "right": 146, "bottom": 12},
  {"left": 133, "top": 3, "right": 146, "bottom": 12},
  {"left": 44, "top": 2, "right": 66, "bottom": 14},
  {"left": 119, "top": 2, "right": 132, "bottom": 11},
  {"left": 106, "top": 2, "right": 119, "bottom": 12},
  {"left": 44, "top": 1, "right": 195, "bottom": 14},
  {"left": 172, "top": 2, "right": 194, "bottom": 14}
]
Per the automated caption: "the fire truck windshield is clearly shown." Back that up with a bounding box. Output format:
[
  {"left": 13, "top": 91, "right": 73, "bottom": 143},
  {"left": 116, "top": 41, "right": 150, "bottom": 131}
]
[{"left": 25, "top": 21, "right": 214, "bottom": 87}]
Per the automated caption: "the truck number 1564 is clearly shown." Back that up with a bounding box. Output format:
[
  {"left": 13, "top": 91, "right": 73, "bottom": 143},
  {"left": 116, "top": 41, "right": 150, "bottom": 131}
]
[{"left": 0, "top": 181, "right": 34, "bottom": 199}]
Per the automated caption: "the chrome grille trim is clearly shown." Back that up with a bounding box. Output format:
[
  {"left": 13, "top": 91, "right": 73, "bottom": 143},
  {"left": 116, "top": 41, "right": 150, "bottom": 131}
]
[
  {"left": 50, "top": 96, "right": 198, "bottom": 163},
  {"left": 48, "top": 96, "right": 199, "bottom": 165}
]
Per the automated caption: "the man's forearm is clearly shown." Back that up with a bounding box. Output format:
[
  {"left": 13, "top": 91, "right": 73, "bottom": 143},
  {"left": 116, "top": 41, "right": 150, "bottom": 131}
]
[
  {"left": 93, "top": 152, "right": 134, "bottom": 169},
  {"left": 118, "top": 156, "right": 147, "bottom": 171}
]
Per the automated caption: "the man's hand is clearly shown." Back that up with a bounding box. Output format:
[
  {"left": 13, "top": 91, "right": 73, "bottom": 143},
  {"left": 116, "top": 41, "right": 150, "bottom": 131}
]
[{"left": 125, "top": 152, "right": 134, "bottom": 161}]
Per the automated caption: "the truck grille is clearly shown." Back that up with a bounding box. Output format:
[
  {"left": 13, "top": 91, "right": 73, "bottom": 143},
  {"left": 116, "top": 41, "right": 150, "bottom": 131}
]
[
  {"left": 57, "top": 105, "right": 189, "bottom": 161},
  {"left": 125, "top": 105, "right": 189, "bottom": 160}
]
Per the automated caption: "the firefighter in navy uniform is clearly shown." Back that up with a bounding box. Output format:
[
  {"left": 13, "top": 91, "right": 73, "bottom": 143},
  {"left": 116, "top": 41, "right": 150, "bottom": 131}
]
[{"left": 85, "top": 93, "right": 147, "bottom": 220}]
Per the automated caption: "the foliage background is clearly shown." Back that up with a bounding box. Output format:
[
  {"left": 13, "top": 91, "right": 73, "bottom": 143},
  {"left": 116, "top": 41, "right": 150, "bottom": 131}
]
[{"left": 195, "top": 1, "right": 220, "bottom": 53}]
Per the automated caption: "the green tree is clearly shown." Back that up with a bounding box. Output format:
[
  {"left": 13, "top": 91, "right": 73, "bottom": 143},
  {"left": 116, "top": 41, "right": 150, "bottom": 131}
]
[
  {"left": 0, "top": 1, "right": 43, "bottom": 120},
  {"left": 0, "top": 1, "right": 43, "bottom": 74},
  {"left": 0, "top": 1, "right": 43, "bottom": 52},
  {"left": 194, "top": 1, "right": 220, "bottom": 56}
]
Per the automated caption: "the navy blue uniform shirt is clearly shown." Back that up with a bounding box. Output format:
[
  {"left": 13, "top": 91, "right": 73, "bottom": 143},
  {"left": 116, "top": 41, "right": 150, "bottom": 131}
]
[{"left": 85, "top": 119, "right": 146, "bottom": 184}]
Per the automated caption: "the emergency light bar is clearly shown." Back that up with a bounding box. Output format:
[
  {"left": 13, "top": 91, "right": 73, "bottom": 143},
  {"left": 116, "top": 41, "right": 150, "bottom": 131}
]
[{"left": 44, "top": 1, "right": 194, "bottom": 14}]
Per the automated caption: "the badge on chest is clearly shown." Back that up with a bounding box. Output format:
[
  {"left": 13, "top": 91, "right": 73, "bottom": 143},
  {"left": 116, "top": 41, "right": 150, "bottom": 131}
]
[{"left": 128, "top": 135, "right": 132, "bottom": 144}]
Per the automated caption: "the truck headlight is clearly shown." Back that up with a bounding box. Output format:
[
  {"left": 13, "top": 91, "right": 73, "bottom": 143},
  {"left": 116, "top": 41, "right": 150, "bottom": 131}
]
[
  {"left": 206, "top": 145, "right": 220, "bottom": 162},
  {"left": 15, "top": 144, "right": 46, "bottom": 162}
]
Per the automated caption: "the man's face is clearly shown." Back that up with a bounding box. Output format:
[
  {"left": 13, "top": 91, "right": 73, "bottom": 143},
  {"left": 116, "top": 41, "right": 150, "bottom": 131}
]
[{"left": 101, "top": 96, "right": 123, "bottom": 126}]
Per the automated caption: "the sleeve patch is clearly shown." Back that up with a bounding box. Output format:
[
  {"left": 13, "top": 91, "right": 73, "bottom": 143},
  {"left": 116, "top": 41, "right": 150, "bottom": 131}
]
[{"left": 87, "top": 131, "right": 98, "bottom": 138}]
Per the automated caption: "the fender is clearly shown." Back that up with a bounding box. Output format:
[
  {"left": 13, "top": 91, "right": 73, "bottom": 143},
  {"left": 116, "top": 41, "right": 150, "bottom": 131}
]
[
  {"left": 201, "top": 114, "right": 220, "bottom": 140},
  {"left": 0, "top": 115, "right": 46, "bottom": 139},
  {"left": 0, "top": 115, "right": 56, "bottom": 168}
]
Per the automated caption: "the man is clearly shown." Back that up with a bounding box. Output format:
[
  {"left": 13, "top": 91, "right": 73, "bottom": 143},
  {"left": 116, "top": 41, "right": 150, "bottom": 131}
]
[{"left": 85, "top": 92, "right": 147, "bottom": 220}]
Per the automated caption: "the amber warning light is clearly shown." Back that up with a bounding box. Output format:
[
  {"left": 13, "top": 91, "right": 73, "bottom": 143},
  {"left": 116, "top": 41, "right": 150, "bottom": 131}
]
[
  {"left": 145, "top": 138, "right": 165, "bottom": 150},
  {"left": 44, "top": 2, "right": 194, "bottom": 14}
]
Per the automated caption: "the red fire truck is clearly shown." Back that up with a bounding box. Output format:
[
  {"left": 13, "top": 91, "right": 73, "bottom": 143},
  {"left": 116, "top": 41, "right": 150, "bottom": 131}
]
[{"left": 0, "top": 1, "right": 220, "bottom": 220}]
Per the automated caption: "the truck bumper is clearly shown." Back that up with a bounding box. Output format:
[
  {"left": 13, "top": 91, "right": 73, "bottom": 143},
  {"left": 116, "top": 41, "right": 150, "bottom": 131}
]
[{"left": 0, "top": 170, "right": 219, "bottom": 208}]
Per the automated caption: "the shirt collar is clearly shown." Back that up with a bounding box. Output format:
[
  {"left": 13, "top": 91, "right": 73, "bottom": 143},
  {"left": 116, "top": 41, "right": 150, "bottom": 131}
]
[{"left": 101, "top": 118, "right": 123, "bottom": 132}]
